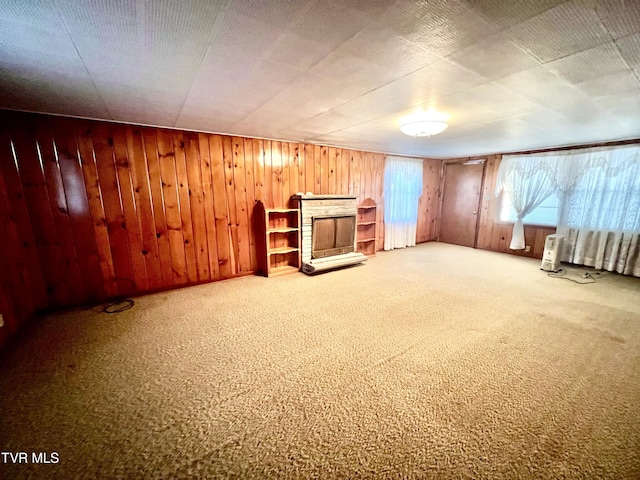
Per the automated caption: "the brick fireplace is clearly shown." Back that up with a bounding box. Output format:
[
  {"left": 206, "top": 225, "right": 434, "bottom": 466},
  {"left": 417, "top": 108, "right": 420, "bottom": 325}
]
[{"left": 292, "top": 194, "right": 367, "bottom": 274}]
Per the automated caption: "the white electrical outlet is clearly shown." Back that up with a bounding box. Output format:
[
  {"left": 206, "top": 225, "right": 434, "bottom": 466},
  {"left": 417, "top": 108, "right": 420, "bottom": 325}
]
[{"left": 525, "top": 245, "right": 531, "bottom": 252}]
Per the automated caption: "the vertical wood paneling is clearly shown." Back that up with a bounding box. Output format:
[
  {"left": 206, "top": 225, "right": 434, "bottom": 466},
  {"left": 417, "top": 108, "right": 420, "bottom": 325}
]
[
  {"left": 222, "top": 136, "right": 239, "bottom": 274},
  {"left": 53, "top": 119, "right": 105, "bottom": 301},
  {"left": 0, "top": 126, "right": 45, "bottom": 335},
  {"left": 126, "top": 127, "right": 163, "bottom": 291},
  {"left": 92, "top": 123, "right": 136, "bottom": 296},
  {"left": 304, "top": 144, "right": 315, "bottom": 194},
  {"left": 13, "top": 122, "right": 70, "bottom": 305},
  {"left": 416, "top": 159, "right": 442, "bottom": 244},
  {"left": 350, "top": 150, "right": 360, "bottom": 196},
  {"left": 243, "top": 138, "right": 258, "bottom": 271},
  {"left": 141, "top": 128, "right": 174, "bottom": 287},
  {"left": 340, "top": 148, "right": 350, "bottom": 194},
  {"left": 157, "top": 130, "right": 187, "bottom": 285},
  {"left": 253, "top": 139, "right": 265, "bottom": 204},
  {"left": 320, "top": 146, "right": 329, "bottom": 194},
  {"left": 35, "top": 121, "right": 85, "bottom": 304},
  {"left": 209, "top": 135, "right": 232, "bottom": 278},
  {"left": 112, "top": 125, "right": 148, "bottom": 292},
  {"left": 172, "top": 131, "right": 198, "bottom": 284},
  {"left": 313, "top": 145, "right": 322, "bottom": 194},
  {"left": 184, "top": 132, "right": 210, "bottom": 281},
  {"left": 231, "top": 137, "right": 251, "bottom": 274},
  {"left": 76, "top": 121, "right": 118, "bottom": 297},
  {"left": 271, "top": 141, "right": 283, "bottom": 208},
  {"left": 198, "top": 133, "right": 220, "bottom": 280},
  {"left": 0, "top": 123, "right": 47, "bottom": 312},
  {"left": 328, "top": 147, "right": 337, "bottom": 194},
  {"left": 0, "top": 176, "right": 24, "bottom": 330},
  {"left": 281, "top": 142, "right": 291, "bottom": 207},
  {"left": 0, "top": 110, "right": 444, "bottom": 351},
  {"left": 291, "top": 143, "right": 301, "bottom": 197}
]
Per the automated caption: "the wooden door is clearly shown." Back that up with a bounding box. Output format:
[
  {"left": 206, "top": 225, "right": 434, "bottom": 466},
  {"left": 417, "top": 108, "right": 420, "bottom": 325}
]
[{"left": 439, "top": 160, "right": 485, "bottom": 247}]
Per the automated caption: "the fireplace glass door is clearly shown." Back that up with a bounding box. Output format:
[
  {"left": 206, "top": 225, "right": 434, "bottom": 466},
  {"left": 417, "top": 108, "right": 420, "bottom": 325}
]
[{"left": 312, "top": 215, "right": 356, "bottom": 258}]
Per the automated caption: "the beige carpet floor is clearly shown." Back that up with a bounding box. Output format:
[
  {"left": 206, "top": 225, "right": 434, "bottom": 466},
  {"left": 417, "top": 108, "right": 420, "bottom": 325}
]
[{"left": 1, "top": 242, "right": 639, "bottom": 479}]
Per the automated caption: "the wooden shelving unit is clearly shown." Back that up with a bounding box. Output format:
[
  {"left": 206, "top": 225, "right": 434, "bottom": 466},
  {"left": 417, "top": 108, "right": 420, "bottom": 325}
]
[
  {"left": 256, "top": 202, "right": 301, "bottom": 276},
  {"left": 356, "top": 198, "right": 377, "bottom": 256}
]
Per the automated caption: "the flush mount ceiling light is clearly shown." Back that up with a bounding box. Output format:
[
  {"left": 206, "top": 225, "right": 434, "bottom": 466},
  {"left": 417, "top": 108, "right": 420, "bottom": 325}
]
[
  {"left": 399, "top": 111, "right": 449, "bottom": 137},
  {"left": 399, "top": 120, "right": 448, "bottom": 137}
]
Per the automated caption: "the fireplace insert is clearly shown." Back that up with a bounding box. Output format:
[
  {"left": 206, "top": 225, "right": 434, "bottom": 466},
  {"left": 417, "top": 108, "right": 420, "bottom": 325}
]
[{"left": 311, "top": 215, "right": 356, "bottom": 258}]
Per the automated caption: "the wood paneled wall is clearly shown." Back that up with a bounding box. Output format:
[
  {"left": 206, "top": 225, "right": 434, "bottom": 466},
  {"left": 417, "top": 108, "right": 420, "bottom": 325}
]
[
  {"left": 477, "top": 155, "right": 555, "bottom": 258},
  {"left": 416, "top": 159, "right": 442, "bottom": 243},
  {"left": 0, "top": 110, "right": 439, "bottom": 346}
]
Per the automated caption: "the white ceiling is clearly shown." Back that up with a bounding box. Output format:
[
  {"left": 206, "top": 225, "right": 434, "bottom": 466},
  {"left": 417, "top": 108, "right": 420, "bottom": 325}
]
[{"left": 0, "top": 0, "right": 639, "bottom": 158}]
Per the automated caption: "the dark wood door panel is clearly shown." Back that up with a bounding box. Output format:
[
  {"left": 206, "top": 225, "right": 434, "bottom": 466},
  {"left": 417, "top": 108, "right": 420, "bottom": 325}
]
[{"left": 440, "top": 161, "right": 484, "bottom": 247}]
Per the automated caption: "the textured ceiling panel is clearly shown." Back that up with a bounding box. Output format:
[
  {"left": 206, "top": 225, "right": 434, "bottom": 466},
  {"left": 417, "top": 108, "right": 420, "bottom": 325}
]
[
  {"left": 0, "top": 29, "right": 80, "bottom": 71},
  {"left": 0, "top": 0, "right": 638, "bottom": 158},
  {"left": 226, "top": 0, "right": 312, "bottom": 29},
  {"left": 286, "top": 1, "right": 370, "bottom": 50},
  {"left": 207, "top": 9, "right": 281, "bottom": 61},
  {"left": 292, "top": 111, "right": 363, "bottom": 137},
  {"left": 505, "top": 1, "right": 611, "bottom": 62},
  {"left": 383, "top": 0, "right": 471, "bottom": 40},
  {"left": 455, "top": 83, "right": 538, "bottom": 114},
  {"left": 496, "top": 66, "right": 575, "bottom": 103},
  {"left": 597, "top": 0, "right": 640, "bottom": 39},
  {"left": 331, "top": 85, "right": 421, "bottom": 121},
  {"left": 576, "top": 70, "right": 640, "bottom": 99},
  {"left": 616, "top": 33, "right": 640, "bottom": 75},
  {"left": 470, "top": 0, "right": 566, "bottom": 28},
  {"left": 0, "top": 0, "right": 64, "bottom": 29},
  {"left": 266, "top": 33, "right": 335, "bottom": 71},
  {"left": 394, "top": 5, "right": 503, "bottom": 57},
  {"left": 55, "top": 0, "right": 137, "bottom": 40},
  {"left": 338, "top": 26, "right": 440, "bottom": 76},
  {"left": 544, "top": 42, "right": 630, "bottom": 84},
  {"left": 449, "top": 33, "right": 541, "bottom": 80}
]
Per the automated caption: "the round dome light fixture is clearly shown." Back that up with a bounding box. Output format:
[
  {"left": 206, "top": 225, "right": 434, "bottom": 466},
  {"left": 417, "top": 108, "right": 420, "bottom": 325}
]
[{"left": 399, "top": 120, "right": 448, "bottom": 137}]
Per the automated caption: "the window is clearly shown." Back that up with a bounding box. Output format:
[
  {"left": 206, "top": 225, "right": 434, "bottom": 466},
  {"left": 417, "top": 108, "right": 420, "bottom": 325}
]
[{"left": 499, "top": 191, "right": 560, "bottom": 226}]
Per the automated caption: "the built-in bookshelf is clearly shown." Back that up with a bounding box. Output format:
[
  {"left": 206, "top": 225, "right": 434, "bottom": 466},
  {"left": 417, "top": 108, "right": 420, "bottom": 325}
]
[
  {"left": 256, "top": 202, "right": 301, "bottom": 276},
  {"left": 356, "top": 198, "right": 377, "bottom": 256}
]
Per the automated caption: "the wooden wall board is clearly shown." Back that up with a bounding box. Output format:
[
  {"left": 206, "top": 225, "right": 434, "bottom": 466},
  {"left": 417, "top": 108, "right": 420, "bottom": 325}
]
[
  {"left": 0, "top": 125, "right": 47, "bottom": 313},
  {"left": 209, "top": 135, "right": 232, "bottom": 279},
  {"left": 112, "top": 125, "right": 148, "bottom": 293},
  {"left": 0, "top": 110, "right": 442, "bottom": 351},
  {"left": 157, "top": 129, "right": 188, "bottom": 285},
  {"left": 126, "top": 127, "right": 164, "bottom": 292},
  {"left": 141, "top": 128, "right": 174, "bottom": 288},
  {"left": 75, "top": 121, "right": 119, "bottom": 297},
  {"left": 34, "top": 121, "right": 85, "bottom": 304},
  {"left": 231, "top": 136, "right": 251, "bottom": 274},
  {"left": 172, "top": 131, "right": 199, "bottom": 284},
  {"left": 0, "top": 151, "right": 38, "bottom": 330},
  {"left": 13, "top": 122, "right": 70, "bottom": 306},
  {"left": 53, "top": 118, "right": 105, "bottom": 302},
  {"left": 198, "top": 133, "right": 220, "bottom": 280},
  {"left": 184, "top": 132, "right": 210, "bottom": 282}
]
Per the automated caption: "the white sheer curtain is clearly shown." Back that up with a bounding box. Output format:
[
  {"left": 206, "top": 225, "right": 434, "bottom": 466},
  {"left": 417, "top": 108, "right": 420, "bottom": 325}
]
[
  {"left": 495, "top": 156, "right": 555, "bottom": 249},
  {"left": 557, "top": 146, "right": 640, "bottom": 275},
  {"left": 497, "top": 145, "right": 640, "bottom": 276},
  {"left": 383, "top": 157, "right": 423, "bottom": 251}
]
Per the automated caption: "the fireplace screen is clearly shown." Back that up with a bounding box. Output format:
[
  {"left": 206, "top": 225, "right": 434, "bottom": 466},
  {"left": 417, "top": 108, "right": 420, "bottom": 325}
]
[{"left": 312, "top": 215, "right": 356, "bottom": 258}]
